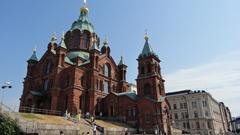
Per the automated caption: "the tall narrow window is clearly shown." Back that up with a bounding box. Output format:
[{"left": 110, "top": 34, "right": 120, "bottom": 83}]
[
  {"left": 202, "top": 100, "right": 208, "bottom": 107},
  {"left": 81, "top": 76, "right": 85, "bottom": 87},
  {"left": 65, "top": 95, "right": 68, "bottom": 110},
  {"left": 43, "top": 80, "right": 49, "bottom": 91},
  {"left": 140, "top": 66, "right": 144, "bottom": 74},
  {"left": 173, "top": 104, "right": 177, "bottom": 109},
  {"left": 82, "top": 34, "right": 88, "bottom": 49},
  {"left": 44, "top": 61, "right": 53, "bottom": 75},
  {"left": 194, "top": 111, "right": 199, "bottom": 118},
  {"left": 192, "top": 101, "right": 197, "bottom": 108},
  {"left": 147, "top": 63, "right": 151, "bottom": 73},
  {"left": 143, "top": 83, "right": 151, "bottom": 97},
  {"left": 104, "top": 64, "right": 111, "bottom": 77},
  {"left": 103, "top": 81, "right": 109, "bottom": 94},
  {"left": 196, "top": 121, "right": 200, "bottom": 129},
  {"left": 73, "top": 32, "right": 80, "bottom": 48}
]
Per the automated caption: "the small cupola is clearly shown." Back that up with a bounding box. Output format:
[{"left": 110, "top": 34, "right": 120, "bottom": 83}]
[
  {"left": 101, "top": 38, "right": 111, "bottom": 55},
  {"left": 27, "top": 48, "right": 38, "bottom": 64}
]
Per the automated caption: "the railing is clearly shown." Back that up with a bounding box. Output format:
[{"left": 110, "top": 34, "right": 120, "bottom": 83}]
[{"left": 19, "top": 106, "right": 63, "bottom": 116}]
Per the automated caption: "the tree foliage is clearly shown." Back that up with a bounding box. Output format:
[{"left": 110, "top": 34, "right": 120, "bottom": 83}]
[{"left": 0, "top": 114, "right": 21, "bottom": 135}]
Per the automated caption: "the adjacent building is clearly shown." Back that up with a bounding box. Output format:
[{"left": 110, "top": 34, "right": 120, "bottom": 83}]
[{"left": 166, "top": 90, "right": 232, "bottom": 135}]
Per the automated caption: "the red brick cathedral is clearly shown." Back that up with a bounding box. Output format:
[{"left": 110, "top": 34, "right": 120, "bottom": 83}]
[{"left": 19, "top": 3, "right": 171, "bottom": 134}]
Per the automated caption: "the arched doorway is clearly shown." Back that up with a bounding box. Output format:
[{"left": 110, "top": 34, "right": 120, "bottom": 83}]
[{"left": 95, "top": 98, "right": 103, "bottom": 116}]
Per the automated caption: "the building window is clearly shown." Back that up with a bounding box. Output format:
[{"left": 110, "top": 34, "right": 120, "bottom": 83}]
[
  {"left": 81, "top": 76, "right": 85, "bottom": 87},
  {"left": 180, "top": 103, "right": 183, "bottom": 109},
  {"left": 140, "top": 66, "right": 145, "bottom": 74},
  {"left": 202, "top": 100, "right": 208, "bottom": 107},
  {"left": 103, "top": 81, "right": 109, "bottom": 94},
  {"left": 183, "top": 122, "right": 186, "bottom": 129},
  {"left": 184, "top": 103, "right": 187, "bottom": 108},
  {"left": 73, "top": 33, "right": 80, "bottom": 48},
  {"left": 187, "top": 122, "right": 190, "bottom": 129},
  {"left": 174, "top": 113, "right": 178, "bottom": 119},
  {"left": 82, "top": 33, "right": 88, "bottom": 49},
  {"left": 100, "top": 80, "right": 103, "bottom": 91},
  {"left": 104, "top": 64, "right": 111, "bottom": 77},
  {"left": 196, "top": 121, "right": 200, "bottom": 129},
  {"left": 143, "top": 83, "right": 151, "bottom": 97},
  {"left": 205, "top": 111, "right": 209, "bottom": 117},
  {"left": 65, "top": 75, "right": 70, "bottom": 88},
  {"left": 194, "top": 111, "right": 199, "bottom": 118},
  {"left": 44, "top": 61, "right": 53, "bottom": 75},
  {"left": 185, "top": 112, "right": 189, "bottom": 118},
  {"left": 79, "top": 95, "right": 84, "bottom": 110},
  {"left": 147, "top": 63, "right": 151, "bottom": 73},
  {"left": 173, "top": 104, "right": 177, "bottom": 109},
  {"left": 208, "top": 121, "right": 212, "bottom": 129},
  {"left": 181, "top": 112, "right": 185, "bottom": 119},
  {"left": 192, "top": 101, "right": 197, "bottom": 108},
  {"left": 43, "top": 80, "right": 49, "bottom": 91}
]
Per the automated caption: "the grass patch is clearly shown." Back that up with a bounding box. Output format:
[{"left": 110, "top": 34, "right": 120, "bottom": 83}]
[{"left": 20, "top": 113, "right": 42, "bottom": 120}]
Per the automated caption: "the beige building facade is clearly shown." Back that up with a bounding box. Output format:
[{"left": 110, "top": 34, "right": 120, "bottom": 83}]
[{"left": 166, "top": 90, "right": 231, "bottom": 135}]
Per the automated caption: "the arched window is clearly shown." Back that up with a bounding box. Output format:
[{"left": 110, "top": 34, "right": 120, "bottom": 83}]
[
  {"left": 44, "top": 61, "right": 53, "bottom": 75},
  {"left": 143, "top": 83, "right": 151, "bottom": 97},
  {"left": 104, "top": 64, "right": 111, "bottom": 77},
  {"left": 82, "top": 33, "right": 88, "bottom": 49}
]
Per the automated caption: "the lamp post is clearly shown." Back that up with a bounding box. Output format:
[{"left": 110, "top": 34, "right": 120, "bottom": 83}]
[{"left": 1, "top": 81, "right": 12, "bottom": 107}]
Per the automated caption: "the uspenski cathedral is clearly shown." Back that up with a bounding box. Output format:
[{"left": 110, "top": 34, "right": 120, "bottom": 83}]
[{"left": 19, "top": 1, "right": 172, "bottom": 134}]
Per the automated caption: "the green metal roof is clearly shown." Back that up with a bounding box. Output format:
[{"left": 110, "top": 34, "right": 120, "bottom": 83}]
[
  {"left": 90, "top": 40, "right": 99, "bottom": 51},
  {"left": 118, "top": 56, "right": 124, "bottom": 65},
  {"left": 64, "top": 56, "right": 74, "bottom": 65},
  {"left": 71, "top": 12, "right": 94, "bottom": 33},
  {"left": 139, "top": 38, "right": 159, "bottom": 59},
  {"left": 59, "top": 35, "right": 67, "bottom": 49},
  {"left": 30, "top": 91, "right": 43, "bottom": 96},
  {"left": 67, "top": 51, "right": 89, "bottom": 60},
  {"left": 28, "top": 50, "right": 38, "bottom": 62},
  {"left": 116, "top": 92, "right": 138, "bottom": 101}
]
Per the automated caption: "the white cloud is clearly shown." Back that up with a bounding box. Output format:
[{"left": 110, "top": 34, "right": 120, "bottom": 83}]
[{"left": 165, "top": 50, "right": 240, "bottom": 116}]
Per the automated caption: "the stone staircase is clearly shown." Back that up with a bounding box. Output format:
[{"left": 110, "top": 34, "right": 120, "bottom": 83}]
[{"left": 0, "top": 103, "right": 95, "bottom": 135}]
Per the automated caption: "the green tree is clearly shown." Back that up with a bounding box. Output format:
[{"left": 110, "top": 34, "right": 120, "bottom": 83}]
[{"left": 0, "top": 114, "right": 21, "bottom": 135}]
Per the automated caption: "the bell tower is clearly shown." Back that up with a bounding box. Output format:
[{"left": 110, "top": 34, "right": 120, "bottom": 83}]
[{"left": 136, "top": 33, "right": 166, "bottom": 100}]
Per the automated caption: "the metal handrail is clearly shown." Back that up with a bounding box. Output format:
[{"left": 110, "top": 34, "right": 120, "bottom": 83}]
[{"left": 19, "top": 106, "right": 63, "bottom": 116}]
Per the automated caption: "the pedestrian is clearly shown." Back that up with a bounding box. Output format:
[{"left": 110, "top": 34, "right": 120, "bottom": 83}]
[
  {"left": 76, "top": 112, "right": 81, "bottom": 122},
  {"left": 93, "top": 123, "right": 97, "bottom": 135},
  {"left": 81, "top": 132, "right": 85, "bottom": 135},
  {"left": 86, "top": 132, "right": 90, "bottom": 135},
  {"left": 91, "top": 115, "right": 94, "bottom": 124}
]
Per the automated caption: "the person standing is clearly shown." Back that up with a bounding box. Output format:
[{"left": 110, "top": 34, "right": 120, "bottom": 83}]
[{"left": 93, "top": 124, "right": 97, "bottom": 135}]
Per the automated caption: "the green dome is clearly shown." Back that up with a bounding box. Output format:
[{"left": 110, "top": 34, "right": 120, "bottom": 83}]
[{"left": 71, "top": 11, "right": 94, "bottom": 33}]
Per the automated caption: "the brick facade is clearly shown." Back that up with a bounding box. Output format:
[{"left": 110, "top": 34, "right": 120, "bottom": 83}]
[{"left": 19, "top": 4, "right": 171, "bottom": 134}]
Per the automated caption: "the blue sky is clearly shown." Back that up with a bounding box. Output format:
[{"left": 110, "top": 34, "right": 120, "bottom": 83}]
[{"left": 0, "top": 0, "right": 240, "bottom": 116}]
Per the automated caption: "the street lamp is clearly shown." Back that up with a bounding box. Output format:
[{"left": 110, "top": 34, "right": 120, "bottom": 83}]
[{"left": 1, "top": 81, "right": 12, "bottom": 106}]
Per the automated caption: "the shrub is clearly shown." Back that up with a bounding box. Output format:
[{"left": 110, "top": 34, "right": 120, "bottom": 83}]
[{"left": 0, "top": 114, "right": 21, "bottom": 135}]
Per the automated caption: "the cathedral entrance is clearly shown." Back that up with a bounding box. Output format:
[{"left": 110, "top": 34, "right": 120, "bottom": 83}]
[{"left": 95, "top": 98, "right": 103, "bottom": 116}]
